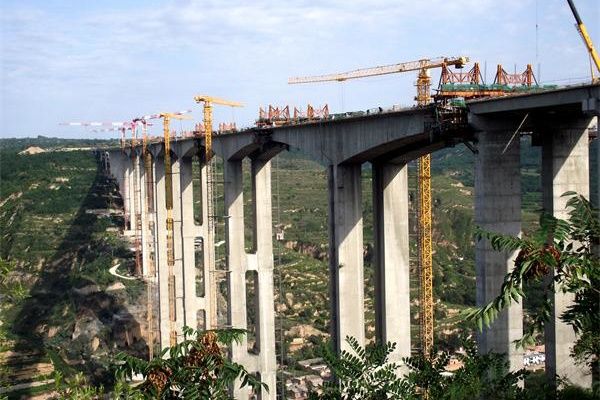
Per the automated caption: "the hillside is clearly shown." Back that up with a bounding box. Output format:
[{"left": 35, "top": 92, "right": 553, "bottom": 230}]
[{"left": 0, "top": 138, "right": 146, "bottom": 397}]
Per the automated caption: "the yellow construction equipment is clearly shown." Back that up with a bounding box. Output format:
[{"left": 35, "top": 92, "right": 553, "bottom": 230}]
[
  {"left": 193, "top": 95, "right": 243, "bottom": 161},
  {"left": 158, "top": 111, "right": 192, "bottom": 346},
  {"left": 289, "top": 56, "right": 470, "bottom": 356},
  {"left": 193, "top": 95, "right": 243, "bottom": 329},
  {"left": 289, "top": 56, "right": 468, "bottom": 85},
  {"left": 567, "top": 0, "right": 600, "bottom": 82}
]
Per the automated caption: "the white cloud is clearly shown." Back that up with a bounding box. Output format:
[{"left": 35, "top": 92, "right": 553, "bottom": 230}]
[{"left": 1, "top": 0, "right": 597, "bottom": 137}]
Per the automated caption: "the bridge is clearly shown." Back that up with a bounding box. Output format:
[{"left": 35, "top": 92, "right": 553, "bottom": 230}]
[{"left": 105, "top": 83, "right": 599, "bottom": 398}]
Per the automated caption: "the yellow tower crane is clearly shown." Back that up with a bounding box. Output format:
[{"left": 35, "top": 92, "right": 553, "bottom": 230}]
[
  {"left": 289, "top": 56, "right": 469, "bottom": 356},
  {"left": 567, "top": 0, "right": 600, "bottom": 82},
  {"left": 193, "top": 95, "right": 243, "bottom": 160},
  {"left": 158, "top": 111, "right": 192, "bottom": 346},
  {"left": 193, "top": 95, "right": 243, "bottom": 329}
]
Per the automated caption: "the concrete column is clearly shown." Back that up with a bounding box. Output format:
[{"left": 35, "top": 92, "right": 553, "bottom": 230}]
[
  {"left": 179, "top": 157, "right": 201, "bottom": 330},
  {"left": 328, "top": 163, "right": 365, "bottom": 354},
  {"left": 139, "top": 155, "right": 150, "bottom": 277},
  {"left": 133, "top": 154, "right": 143, "bottom": 275},
  {"left": 251, "top": 158, "right": 277, "bottom": 398},
  {"left": 112, "top": 153, "right": 125, "bottom": 211},
  {"left": 542, "top": 117, "right": 593, "bottom": 388},
  {"left": 223, "top": 158, "right": 253, "bottom": 400},
  {"left": 223, "top": 157, "right": 277, "bottom": 399},
  {"left": 372, "top": 162, "right": 411, "bottom": 366},
  {"left": 199, "top": 160, "right": 216, "bottom": 330},
  {"left": 171, "top": 158, "right": 186, "bottom": 337},
  {"left": 474, "top": 128, "right": 523, "bottom": 372},
  {"left": 122, "top": 161, "right": 131, "bottom": 231},
  {"left": 145, "top": 153, "right": 157, "bottom": 278},
  {"left": 153, "top": 156, "right": 171, "bottom": 349},
  {"left": 127, "top": 158, "right": 136, "bottom": 233}
]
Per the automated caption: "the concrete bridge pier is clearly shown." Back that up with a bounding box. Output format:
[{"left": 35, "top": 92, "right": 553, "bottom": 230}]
[
  {"left": 152, "top": 155, "right": 172, "bottom": 348},
  {"left": 170, "top": 157, "right": 187, "bottom": 338},
  {"left": 541, "top": 116, "right": 594, "bottom": 388},
  {"left": 125, "top": 155, "right": 137, "bottom": 234},
  {"left": 224, "top": 155, "right": 277, "bottom": 400},
  {"left": 139, "top": 152, "right": 154, "bottom": 277},
  {"left": 372, "top": 162, "right": 411, "bottom": 366},
  {"left": 148, "top": 145, "right": 216, "bottom": 351},
  {"left": 178, "top": 155, "right": 214, "bottom": 331},
  {"left": 474, "top": 121, "right": 523, "bottom": 372},
  {"left": 114, "top": 153, "right": 131, "bottom": 231},
  {"left": 328, "top": 163, "right": 365, "bottom": 354},
  {"left": 131, "top": 152, "right": 143, "bottom": 275}
]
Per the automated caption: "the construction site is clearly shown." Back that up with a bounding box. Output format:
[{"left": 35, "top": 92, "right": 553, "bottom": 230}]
[{"left": 1, "top": 0, "right": 599, "bottom": 398}]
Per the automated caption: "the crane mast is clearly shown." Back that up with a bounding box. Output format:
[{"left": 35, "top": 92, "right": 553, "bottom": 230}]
[
  {"left": 159, "top": 111, "right": 191, "bottom": 345},
  {"left": 193, "top": 95, "right": 243, "bottom": 329}
]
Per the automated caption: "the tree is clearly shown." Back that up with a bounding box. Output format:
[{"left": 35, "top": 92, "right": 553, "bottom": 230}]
[
  {"left": 466, "top": 193, "right": 599, "bottom": 389},
  {"left": 404, "top": 339, "right": 527, "bottom": 400},
  {"left": 116, "top": 327, "right": 267, "bottom": 399},
  {"left": 307, "top": 336, "right": 529, "bottom": 400},
  {"left": 308, "top": 336, "right": 411, "bottom": 400}
]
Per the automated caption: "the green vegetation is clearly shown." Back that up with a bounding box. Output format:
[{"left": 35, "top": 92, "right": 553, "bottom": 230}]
[
  {"left": 116, "top": 327, "right": 266, "bottom": 399},
  {"left": 308, "top": 335, "right": 598, "bottom": 400},
  {"left": 468, "top": 193, "right": 599, "bottom": 394},
  {"left": 309, "top": 336, "right": 529, "bottom": 400},
  {"left": 0, "top": 138, "right": 145, "bottom": 396}
]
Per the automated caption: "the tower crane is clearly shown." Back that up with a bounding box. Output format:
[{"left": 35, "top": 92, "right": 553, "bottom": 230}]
[
  {"left": 289, "top": 56, "right": 469, "bottom": 357},
  {"left": 566, "top": 0, "right": 600, "bottom": 82},
  {"left": 193, "top": 95, "right": 243, "bottom": 160},
  {"left": 154, "top": 110, "right": 192, "bottom": 346},
  {"left": 193, "top": 95, "right": 243, "bottom": 329}
]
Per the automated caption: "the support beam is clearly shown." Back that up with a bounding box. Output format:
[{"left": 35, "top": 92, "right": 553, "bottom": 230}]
[
  {"left": 171, "top": 158, "right": 186, "bottom": 338},
  {"left": 127, "top": 159, "right": 137, "bottom": 234},
  {"left": 139, "top": 155, "right": 150, "bottom": 277},
  {"left": 251, "top": 158, "right": 277, "bottom": 397},
  {"left": 153, "top": 156, "right": 171, "bottom": 349},
  {"left": 223, "top": 159, "right": 253, "bottom": 400},
  {"left": 179, "top": 156, "right": 214, "bottom": 331},
  {"left": 372, "top": 162, "right": 411, "bottom": 366},
  {"left": 224, "top": 157, "right": 277, "bottom": 399},
  {"left": 328, "top": 163, "right": 365, "bottom": 354},
  {"left": 542, "top": 117, "right": 594, "bottom": 388},
  {"left": 132, "top": 153, "right": 143, "bottom": 275},
  {"left": 122, "top": 161, "right": 131, "bottom": 231},
  {"left": 474, "top": 128, "right": 523, "bottom": 372},
  {"left": 200, "top": 158, "right": 217, "bottom": 330}
]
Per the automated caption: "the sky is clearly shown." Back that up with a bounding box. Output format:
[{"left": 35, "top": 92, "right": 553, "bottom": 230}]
[{"left": 1, "top": 0, "right": 599, "bottom": 139}]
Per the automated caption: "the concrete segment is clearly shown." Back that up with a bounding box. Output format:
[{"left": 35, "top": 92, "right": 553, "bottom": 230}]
[
  {"left": 372, "top": 163, "right": 411, "bottom": 366},
  {"left": 139, "top": 155, "right": 150, "bottom": 277},
  {"left": 200, "top": 160, "right": 216, "bottom": 330},
  {"left": 542, "top": 117, "right": 593, "bottom": 388},
  {"left": 178, "top": 156, "right": 214, "bottom": 332},
  {"left": 474, "top": 127, "right": 523, "bottom": 372},
  {"left": 223, "top": 157, "right": 277, "bottom": 399},
  {"left": 153, "top": 156, "right": 171, "bottom": 349},
  {"left": 179, "top": 157, "right": 198, "bottom": 330},
  {"left": 223, "top": 158, "right": 253, "bottom": 400},
  {"left": 251, "top": 158, "right": 277, "bottom": 396},
  {"left": 127, "top": 157, "right": 136, "bottom": 233},
  {"left": 328, "top": 164, "right": 365, "bottom": 354},
  {"left": 170, "top": 158, "right": 186, "bottom": 338}
]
